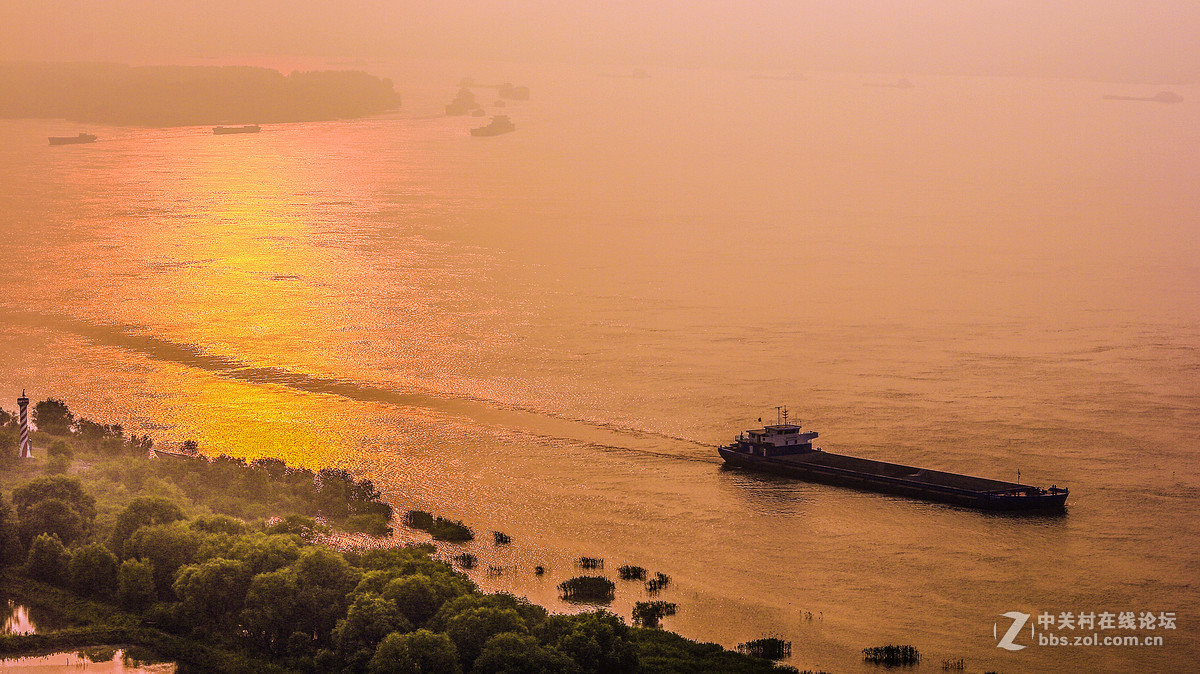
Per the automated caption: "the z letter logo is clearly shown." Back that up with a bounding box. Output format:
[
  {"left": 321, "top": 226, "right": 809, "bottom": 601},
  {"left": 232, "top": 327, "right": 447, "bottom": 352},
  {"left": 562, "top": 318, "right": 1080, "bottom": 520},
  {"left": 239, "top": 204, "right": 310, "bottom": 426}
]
[{"left": 995, "top": 611, "right": 1030, "bottom": 651}]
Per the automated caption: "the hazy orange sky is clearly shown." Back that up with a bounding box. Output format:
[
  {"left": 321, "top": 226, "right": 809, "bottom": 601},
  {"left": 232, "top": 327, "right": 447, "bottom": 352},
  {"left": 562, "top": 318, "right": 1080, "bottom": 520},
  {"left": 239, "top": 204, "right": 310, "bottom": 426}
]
[{"left": 2, "top": 1, "right": 1197, "bottom": 81}]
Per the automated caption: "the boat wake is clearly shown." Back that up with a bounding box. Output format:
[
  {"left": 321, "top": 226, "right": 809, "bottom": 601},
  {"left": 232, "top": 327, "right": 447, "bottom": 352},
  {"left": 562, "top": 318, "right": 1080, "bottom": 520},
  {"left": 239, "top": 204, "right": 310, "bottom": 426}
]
[{"left": 1, "top": 308, "right": 715, "bottom": 464}]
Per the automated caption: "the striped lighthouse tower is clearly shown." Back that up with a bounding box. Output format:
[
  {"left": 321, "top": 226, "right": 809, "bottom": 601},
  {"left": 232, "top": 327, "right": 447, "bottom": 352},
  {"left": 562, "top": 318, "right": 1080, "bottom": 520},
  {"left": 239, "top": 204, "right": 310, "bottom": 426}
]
[{"left": 17, "top": 390, "right": 33, "bottom": 458}]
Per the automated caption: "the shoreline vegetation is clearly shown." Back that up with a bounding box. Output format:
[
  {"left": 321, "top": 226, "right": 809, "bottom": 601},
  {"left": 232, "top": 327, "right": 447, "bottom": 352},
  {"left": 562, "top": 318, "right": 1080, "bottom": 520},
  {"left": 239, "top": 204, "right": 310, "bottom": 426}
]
[
  {"left": 0, "top": 397, "right": 799, "bottom": 672},
  {"left": 0, "top": 62, "right": 401, "bottom": 127}
]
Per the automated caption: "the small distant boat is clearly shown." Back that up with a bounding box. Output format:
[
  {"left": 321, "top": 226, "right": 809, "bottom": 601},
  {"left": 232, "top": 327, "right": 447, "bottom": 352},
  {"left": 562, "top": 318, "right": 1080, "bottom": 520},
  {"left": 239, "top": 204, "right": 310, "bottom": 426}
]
[
  {"left": 718, "top": 409, "right": 1069, "bottom": 511},
  {"left": 213, "top": 125, "right": 261, "bottom": 135},
  {"left": 1102, "top": 91, "right": 1183, "bottom": 104},
  {"left": 470, "top": 115, "right": 515, "bottom": 137},
  {"left": 48, "top": 133, "right": 97, "bottom": 146}
]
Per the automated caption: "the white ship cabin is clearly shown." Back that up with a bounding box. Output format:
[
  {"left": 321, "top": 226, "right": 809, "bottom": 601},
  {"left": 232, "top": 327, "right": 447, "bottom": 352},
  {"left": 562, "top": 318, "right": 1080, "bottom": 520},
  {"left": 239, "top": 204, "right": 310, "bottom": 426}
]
[{"left": 734, "top": 424, "right": 820, "bottom": 457}]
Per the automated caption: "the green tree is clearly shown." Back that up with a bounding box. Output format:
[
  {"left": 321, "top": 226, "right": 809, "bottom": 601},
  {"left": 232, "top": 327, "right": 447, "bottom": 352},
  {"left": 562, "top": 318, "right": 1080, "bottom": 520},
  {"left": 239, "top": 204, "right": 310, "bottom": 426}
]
[
  {"left": 24, "top": 533, "right": 71, "bottom": 584},
  {"left": 369, "top": 629, "right": 461, "bottom": 674},
  {"left": 473, "top": 632, "right": 580, "bottom": 674},
  {"left": 12, "top": 475, "right": 96, "bottom": 545},
  {"left": 111, "top": 496, "right": 185, "bottom": 554},
  {"left": 68, "top": 543, "right": 119, "bottom": 598},
  {"left": 173, "top": 557, "right": 252, "bottom": 630},
  {"left": 117, "top": 558, "right": 156, "bottom": 610},
  {"left": 32, "top": 398, "right": 73, "bottom": 435},
  {"left": 0, "top": 427, "right": 17, "bottom": 465},
  {"left": 189, "top": 514, "right": 248, "bottom": 535},
  {"left": 43, "top": 454, "right": 71, "bottom": 474},
  {"left": 382, "top": 574, "right": 441, "bottom": 627},
  {"left": 333, "top": 593, "right": 412, "bottom": 670},
  {"left": 0, "top": 492, "right": 19, "bottom": 564},
  {"left": 241, "top": 567, "right": 302, "bottom": 653},
  {"left": 18, "top": 498, "right": 86, "bottom": 546},
  {"left": 46, "top": 439, "right": 73, "bottom": 460},
  {"left": 535, "top": 611, "right": 638, "bottom": 673},
  {"left": 226, "top": 533, "right": 301, "bottom": 575},
  {"left": 122, "top": 523, "right": 201, "bottom": 596},
  {"left": 445, "top": 606, "right": 529, "bottom": 668}
]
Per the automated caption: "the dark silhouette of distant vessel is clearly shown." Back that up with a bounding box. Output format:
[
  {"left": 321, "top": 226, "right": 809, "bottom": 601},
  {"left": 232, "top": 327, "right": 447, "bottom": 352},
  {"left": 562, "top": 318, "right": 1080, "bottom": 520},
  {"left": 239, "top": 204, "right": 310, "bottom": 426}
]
[
  {"left": 48, "top": 133, "right": 97, "bottom": 146},
  {"left": 1102, "top": 91, "right": 1183, "bottom": 104},
  {"left": 718, "top": 409, "right": 1069, "bottom": 511},
  {"left": 497, "top": 83, "right": 530, "bottom": 100},
  {"left": 213, "top": 125, "right": 261, "bottom": 134},
  {"left": 470, "top": 115, "right": 515, "bottom": 137},
  {"left": 446, "top": 87, "right": 479, "bottom": 116},
  {"left": 864, "top": 78, "right": 915, "bottom": 89}
]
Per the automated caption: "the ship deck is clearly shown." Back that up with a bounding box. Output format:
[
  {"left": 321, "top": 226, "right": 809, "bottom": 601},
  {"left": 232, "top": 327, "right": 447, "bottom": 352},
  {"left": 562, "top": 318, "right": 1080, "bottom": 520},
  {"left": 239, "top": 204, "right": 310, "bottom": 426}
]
[{"left": 775, "top": 451, "right": 1028, "bottom": 494}]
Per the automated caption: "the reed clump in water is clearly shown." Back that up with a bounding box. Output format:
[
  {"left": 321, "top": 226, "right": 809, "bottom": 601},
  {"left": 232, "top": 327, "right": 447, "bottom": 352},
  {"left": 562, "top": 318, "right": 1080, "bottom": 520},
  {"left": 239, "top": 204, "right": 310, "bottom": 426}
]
[
  {"left": 645, "top": 571, "right": 671, "bottom": 594},
  {"left": 558, "top": 575, "right": 616, "bottom": 604},
  {"left": 862, "top": 645, "right": 920, "bottom": 666},
  {"left": 493, "top": 531, "right": 512, "bottom": 545},
  {"left": 452, "top": 552, "right": 476, "bottom": 569},
  {"left": 577, "top": 556, "right": 604, "bottom": 570},
  {"left": 942, "top": 657, "right": 965, "bottom": 670},
  {"left": 632, "top": 600, "right": 677, "bottom": 628},
  {"left": 737, "top": 636, "right": 792, "bottom": 660},
  {"left": 617, "top": 565, "right": 647, "bottom": 581}
]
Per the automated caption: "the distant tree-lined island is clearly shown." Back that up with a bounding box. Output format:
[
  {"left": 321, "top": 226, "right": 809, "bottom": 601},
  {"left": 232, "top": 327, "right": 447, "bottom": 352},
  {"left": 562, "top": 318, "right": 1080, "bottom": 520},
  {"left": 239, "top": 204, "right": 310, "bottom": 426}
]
[{"left": 0, "top": 62, "right": 402, "bottom": 127}]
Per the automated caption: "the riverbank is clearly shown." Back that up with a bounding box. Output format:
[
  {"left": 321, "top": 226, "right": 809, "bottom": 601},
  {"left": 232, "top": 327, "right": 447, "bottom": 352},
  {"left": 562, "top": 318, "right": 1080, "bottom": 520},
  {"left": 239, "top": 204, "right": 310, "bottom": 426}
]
[
  {"left": 0, "top": 399, "right": 798, "bottom": 673},
  {"left": 0, "top": 62, "right": 401, "bottom": 126}
]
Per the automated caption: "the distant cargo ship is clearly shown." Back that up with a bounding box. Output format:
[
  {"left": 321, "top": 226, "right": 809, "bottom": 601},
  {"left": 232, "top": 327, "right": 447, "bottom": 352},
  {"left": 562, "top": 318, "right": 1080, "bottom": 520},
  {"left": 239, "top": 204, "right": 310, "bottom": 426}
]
[
  {"left": 1102, "top": 91, "right": 1183, "bottom": 104},
  {"left": 213, "top": 125, "right": 261, "bottom": 134},
  {"left": 470, "top": 115, "right": 515, "bottom": 137},
  {"left": 48, "top": 133, "right": 97, "bottom": 146},
  {"left": 718, "top": 410, "right": 1069, "bottom": 511}
]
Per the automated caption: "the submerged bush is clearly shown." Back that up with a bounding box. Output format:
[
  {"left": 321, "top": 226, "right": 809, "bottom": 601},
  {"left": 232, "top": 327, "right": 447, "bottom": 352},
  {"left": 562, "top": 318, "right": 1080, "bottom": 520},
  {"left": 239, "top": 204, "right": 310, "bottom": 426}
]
[
  {"left": 617, "top": 565, "right": 646, "bottom": 581},
  {"left": 862, "top": 644, "right": 920, "bottom": 666},
  {"left": 632, "top": 600, "right": 677, "bottom": 628},
  {"left": 404, "top": 510, "right": 434, "bottom": 529},
  {"left": 558, "top": 576, "right": 615, "bottom": 604},
  {"left": 645, "top": 571, "right": 671, "bottom": 594},
  {"left": 454, "top": 553, "right": 477, "bottom": 570},
  {"left": 492, "top": 531, "right": 511, "bottom": 545},
  {"left": 429, "top": 518, "right": 473, "bottom": 543},
  {"left": 738, "top": 636, "right": 792, "bottom": 660}
]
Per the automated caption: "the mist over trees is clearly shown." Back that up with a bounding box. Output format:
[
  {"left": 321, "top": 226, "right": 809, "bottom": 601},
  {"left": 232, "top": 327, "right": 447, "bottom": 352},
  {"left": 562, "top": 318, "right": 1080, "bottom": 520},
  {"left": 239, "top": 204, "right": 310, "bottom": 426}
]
[{"left": 0, "top": 62, "right": 401, "bottom": 126}]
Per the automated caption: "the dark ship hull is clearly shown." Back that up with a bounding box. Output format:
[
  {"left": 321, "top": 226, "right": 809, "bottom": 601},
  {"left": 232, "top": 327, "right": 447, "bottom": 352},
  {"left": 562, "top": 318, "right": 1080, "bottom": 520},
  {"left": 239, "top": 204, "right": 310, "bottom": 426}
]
[
  {"left": 213, "top": 125, "right": 261, "bottom": 135},
  {"left": 48, "top": 133, "right": 97, "bottom": 145},
  {"left": 719, "top": 446, "right": 1068, "bottom": 511}
]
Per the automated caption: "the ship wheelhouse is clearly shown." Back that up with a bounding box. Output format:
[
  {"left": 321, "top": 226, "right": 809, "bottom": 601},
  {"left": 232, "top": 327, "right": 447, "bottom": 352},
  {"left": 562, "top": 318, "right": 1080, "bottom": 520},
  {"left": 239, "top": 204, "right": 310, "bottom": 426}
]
[{"left": 731, "top": 423, "right": 820, "bottom": 457}]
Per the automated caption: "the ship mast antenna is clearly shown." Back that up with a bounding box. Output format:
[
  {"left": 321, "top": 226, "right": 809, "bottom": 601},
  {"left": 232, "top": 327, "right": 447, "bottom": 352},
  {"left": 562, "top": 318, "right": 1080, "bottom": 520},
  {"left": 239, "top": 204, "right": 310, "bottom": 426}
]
[
  {"left": 782, "top": 407, "right": 789, "bottom": 425},
  {"left": 775, "top": 406, "right": 782, "bottom": 425}
]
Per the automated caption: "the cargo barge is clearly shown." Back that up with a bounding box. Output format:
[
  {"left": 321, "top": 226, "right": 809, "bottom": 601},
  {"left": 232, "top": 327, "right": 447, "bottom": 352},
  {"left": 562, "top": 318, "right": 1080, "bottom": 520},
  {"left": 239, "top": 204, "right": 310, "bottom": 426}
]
[{"left": 718, "top": 410, "right": 1068, "bottom": 511}]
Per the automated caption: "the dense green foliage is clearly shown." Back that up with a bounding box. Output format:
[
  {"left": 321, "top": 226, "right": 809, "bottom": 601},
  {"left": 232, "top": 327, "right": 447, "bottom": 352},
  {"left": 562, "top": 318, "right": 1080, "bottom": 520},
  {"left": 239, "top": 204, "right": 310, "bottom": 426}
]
[{"left": 0, "top": 400, "right": 794, "bottom": 673}]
